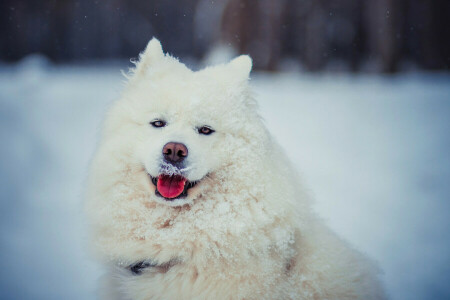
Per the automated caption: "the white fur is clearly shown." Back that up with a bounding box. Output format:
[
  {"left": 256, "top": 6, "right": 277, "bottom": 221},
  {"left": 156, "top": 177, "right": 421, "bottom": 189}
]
[{"left": 86, "top": 38, "right": 386, "bottom": 300}]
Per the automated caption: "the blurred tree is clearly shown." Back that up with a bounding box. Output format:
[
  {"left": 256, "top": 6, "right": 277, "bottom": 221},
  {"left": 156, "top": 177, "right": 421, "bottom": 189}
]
[
  {"left": 221, "top": 0, "right": 285, "bottom": 70},
  {"left": 1, "top": 0, "right": 448, "bottom": 72}
]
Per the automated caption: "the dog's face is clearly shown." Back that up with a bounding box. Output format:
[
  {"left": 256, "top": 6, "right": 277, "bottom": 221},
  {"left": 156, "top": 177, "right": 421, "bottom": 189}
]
[{"left": 105, "top": 39, "right": 260, "bottom": 207}]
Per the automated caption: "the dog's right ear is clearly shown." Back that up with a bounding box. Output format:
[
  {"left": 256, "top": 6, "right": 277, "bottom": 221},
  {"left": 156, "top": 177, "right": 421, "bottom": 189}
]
[
  {"left": 129, "top": 38, "right": 164, "bottom": 80},
  {"left": 228, "top": 55, "right": 252, "bottom": 82}
]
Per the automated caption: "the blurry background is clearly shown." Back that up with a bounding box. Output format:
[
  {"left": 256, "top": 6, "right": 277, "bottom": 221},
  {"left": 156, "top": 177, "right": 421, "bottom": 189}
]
[
  {"left": 2, "top": 0, "right": 449, "bottom": 72},
  {"left": 1, "top": 1, "right": 450, "bottom": 300}
]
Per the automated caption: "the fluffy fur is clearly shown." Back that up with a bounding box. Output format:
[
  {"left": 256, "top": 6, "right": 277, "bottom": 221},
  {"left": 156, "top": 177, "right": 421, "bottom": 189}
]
[{"left": 86, "top": 38, "right": 386, "bottom": 300}]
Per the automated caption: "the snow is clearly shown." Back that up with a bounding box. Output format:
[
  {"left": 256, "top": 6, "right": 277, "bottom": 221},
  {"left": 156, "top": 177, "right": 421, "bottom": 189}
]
[{"left": 0, "top": 58, "right": 449, "bottom": 299}]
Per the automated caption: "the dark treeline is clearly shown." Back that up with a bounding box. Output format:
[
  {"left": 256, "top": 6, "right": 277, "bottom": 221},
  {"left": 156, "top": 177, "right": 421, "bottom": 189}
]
[{"left": 1, "top": 0, "right": 449, "bottom": 72}]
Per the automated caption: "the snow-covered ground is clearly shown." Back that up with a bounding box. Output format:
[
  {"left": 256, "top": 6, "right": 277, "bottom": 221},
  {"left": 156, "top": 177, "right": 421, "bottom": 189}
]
[{"left": 0, "top": 59, "right": 449, "bottom": 299}]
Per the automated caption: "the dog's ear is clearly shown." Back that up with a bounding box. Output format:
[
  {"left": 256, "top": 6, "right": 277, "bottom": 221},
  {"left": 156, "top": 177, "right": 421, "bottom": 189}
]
[
  {"left": 227, "top": 55, "right": 252, "bottom": 82},
  {"left": 130, "top": 38, "right": 164, "bottom": 79}
]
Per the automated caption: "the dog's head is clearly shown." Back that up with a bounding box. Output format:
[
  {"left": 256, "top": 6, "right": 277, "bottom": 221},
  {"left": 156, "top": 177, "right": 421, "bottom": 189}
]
[{"left": 100, "top": 38, "right": 266, "bottom": 207}]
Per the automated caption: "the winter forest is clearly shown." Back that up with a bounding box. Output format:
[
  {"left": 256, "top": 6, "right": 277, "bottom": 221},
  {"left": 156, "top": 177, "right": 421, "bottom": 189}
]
[
  {"left": 1, "top": 1, "right": 450, "bottom": 300},
  {"left": 2, "top": 0, "right": 449, "bottom": 72}
]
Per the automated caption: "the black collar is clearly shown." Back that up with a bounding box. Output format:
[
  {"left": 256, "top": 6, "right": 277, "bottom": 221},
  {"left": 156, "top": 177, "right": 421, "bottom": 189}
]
[
  {"left": 129, "top": 261, "right": 157, "bottom": 275},
  {"left": 128, "top": 259, "right": 179, "bottom": 275}
]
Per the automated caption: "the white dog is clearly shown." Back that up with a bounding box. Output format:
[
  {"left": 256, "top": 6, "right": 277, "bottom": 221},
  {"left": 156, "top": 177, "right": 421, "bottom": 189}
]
[{"left": 86, "top": 38, "right": 386, "bottom": 300}]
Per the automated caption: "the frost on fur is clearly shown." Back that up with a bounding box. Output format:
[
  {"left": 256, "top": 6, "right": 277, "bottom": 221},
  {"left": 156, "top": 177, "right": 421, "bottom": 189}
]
[
  {"left": 159, "top": 161, "right": 192, "bottom": 176},
  {"left": 86, "top": 38, "right": 386, "bottom": 300}
]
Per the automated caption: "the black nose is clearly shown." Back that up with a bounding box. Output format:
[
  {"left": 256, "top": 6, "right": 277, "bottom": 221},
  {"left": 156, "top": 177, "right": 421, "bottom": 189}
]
[{"left": 162, "top": 142, "right": 188, "bottom": 163}]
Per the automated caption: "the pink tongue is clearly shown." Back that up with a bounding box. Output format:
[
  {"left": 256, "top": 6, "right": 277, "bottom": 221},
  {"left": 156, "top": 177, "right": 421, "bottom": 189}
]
[{"left": 157, "top": 175, "right": 187, "bottom": 199}]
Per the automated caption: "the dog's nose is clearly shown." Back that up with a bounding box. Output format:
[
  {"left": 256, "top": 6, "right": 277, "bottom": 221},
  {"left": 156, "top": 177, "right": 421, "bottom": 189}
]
[{"left": 162, "top": 142, "right": 188, "bottom": 163}]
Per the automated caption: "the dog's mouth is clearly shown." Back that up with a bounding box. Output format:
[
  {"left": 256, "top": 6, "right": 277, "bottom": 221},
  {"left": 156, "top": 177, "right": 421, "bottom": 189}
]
[{"left": 150, "top": 174, "right": 198, "bottom": 200}]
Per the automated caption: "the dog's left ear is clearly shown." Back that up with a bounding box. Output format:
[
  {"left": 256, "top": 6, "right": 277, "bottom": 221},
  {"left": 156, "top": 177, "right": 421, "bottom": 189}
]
[
  {"left": 130, "top": 38, "right": 165, "bottom": 80},
  {"left": 228, "top": 55, "right": 252, "bottom": 82}
]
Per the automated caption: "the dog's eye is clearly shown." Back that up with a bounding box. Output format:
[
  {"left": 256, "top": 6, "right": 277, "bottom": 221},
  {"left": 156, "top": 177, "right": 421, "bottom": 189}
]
[
  {"left": 198, "top": 126, "right": 214, "bottom": 135},
  {"left": 150, "top": 120, "right": 166, "bottom": 128}
]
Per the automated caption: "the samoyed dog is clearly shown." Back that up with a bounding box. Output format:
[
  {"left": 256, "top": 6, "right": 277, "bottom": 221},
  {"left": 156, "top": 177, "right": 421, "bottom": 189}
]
[{"left": 86, "top": 38, "right": 386, "bottom": 300}]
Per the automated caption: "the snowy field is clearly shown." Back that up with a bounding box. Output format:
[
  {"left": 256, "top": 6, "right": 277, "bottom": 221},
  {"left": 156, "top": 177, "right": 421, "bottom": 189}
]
[{"left": 0, "top": 58, "right": 449, "bottom": 299}]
